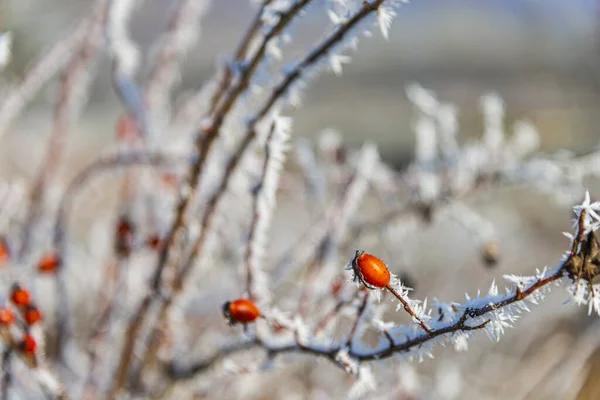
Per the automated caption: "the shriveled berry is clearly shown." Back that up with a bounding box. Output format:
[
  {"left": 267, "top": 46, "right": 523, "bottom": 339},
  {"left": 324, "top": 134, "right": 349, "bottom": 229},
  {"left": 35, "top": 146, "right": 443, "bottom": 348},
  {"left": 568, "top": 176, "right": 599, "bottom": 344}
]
[
  {"left": 146, "top": 233, "right": 162, "bottom": 250},
  {"left": 0, "top": 307, "right": 14, "bottom": 325},
  {"left": 350, "top": 250, "right": 391, "bottom": 289},
  {"left": 222, "top": 299, "right": 260, "bottom": 324},
  {"left": 20, "top": 334, "right": 36, "bottom": 354},
  {"left": 115, "top": 216, "right": 135, "bottom": 257},
  {"left": 24, "top": 305, "right": 42, "bottom": 325},
  {"left": 11, "top": 285, "right": 31, "bottom": 307},
  {"left": 37, "top": 253, "right": 61, "bottom": 273}
]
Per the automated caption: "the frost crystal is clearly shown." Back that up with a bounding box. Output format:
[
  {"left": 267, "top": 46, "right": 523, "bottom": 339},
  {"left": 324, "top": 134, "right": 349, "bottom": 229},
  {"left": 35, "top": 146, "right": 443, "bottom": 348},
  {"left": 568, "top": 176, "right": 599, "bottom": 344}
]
[
  {"left": 377, "top": 5, "right": 395, "bottom": 40},
  {"left": 348, "top": 365, "right": 377, "bottom": 398},
  {"left": 0, "top": 32, "right": 12, "bottom": 69},
  {"left": 336, "top": 348, "right": 359, "bottom": 375}
]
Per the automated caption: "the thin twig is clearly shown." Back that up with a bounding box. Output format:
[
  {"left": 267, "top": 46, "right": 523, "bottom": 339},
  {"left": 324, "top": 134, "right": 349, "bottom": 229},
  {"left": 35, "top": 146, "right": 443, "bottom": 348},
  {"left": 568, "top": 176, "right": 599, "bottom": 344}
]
[
  {"left": 385, "top": 284, "right": 431, "bottom": 334},
  {"left": 167, "top": 266, "right": 566, "bottom": 381},
  {"left": 18, "top": 0, "right": 109, "bottom": 263},
  {"left": 1, "top": 350, "right": 11, "bottom": 400},
  {"left": 0, "top": 20, "right": 89, "bottom": 137},
  {"left": 243, "top": 122, "right": 276, "bottom": 300}
]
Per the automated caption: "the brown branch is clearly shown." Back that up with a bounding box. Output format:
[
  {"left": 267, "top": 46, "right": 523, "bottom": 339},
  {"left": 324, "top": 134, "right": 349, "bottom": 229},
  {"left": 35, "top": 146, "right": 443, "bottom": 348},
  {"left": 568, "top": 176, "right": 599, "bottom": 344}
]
[
  {"left": 313, "top": 290, "right": 359, "bottom": 335},
  {"left": 207, "top": 0, "right": 274, "bottom": 114},
  {"left": 0, "top": 18, "right": 90, "bottom": 137},
  {"left": 144, "top": 0, "right": 210, "bottom": 124},
  {"left": 150, "top": 0, "right": 313, "bottom": 296},
  {"left": 385, "top": 284, "right": 432, "bottom": 334},
  {"left": 114, "top": 0, "right": 386, "bottom": 391},
  {"left": 248, "top": 0, "right": 388, "bottom": 125},
  {"left": 18, "top": 0, "right": 109, "bottom": 262},
  {"left": 49, "top": 150, "right": 188, "bottom": 362},
  {"left": 345, "top": 290, "right": 370, "bottom": 348},
  {"left": 1, "top": 350, "right": 11, "bottom": 400}
]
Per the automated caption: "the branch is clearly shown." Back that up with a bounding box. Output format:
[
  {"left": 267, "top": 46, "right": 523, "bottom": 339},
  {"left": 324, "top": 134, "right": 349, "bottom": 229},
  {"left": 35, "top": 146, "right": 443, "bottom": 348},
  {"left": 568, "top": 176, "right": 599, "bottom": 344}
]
[
  {"left": 167, "top": 264, "right": 566, "bottom": 381},
  {"left": 18, "top": 0, "right": 109, "bottom": 263}
]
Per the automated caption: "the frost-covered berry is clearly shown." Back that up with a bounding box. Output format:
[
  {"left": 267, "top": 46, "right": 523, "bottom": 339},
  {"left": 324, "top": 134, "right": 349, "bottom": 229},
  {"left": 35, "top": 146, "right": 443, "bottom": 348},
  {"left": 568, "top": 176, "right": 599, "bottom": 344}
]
[
  {"left": 222, "top": 299, "right": 260, "bottom": 324},
  {"left": 349, "top": 250, "right": 391, "bottom": 289}
]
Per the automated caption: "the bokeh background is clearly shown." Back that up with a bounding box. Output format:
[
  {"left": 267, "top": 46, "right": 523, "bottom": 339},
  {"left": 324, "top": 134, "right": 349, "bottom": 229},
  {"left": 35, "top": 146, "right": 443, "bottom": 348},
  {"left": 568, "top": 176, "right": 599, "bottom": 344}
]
[
  {"left": 3, "top": 0, "right": 599, "bottom": 165},
  {"left": 2, "top": 0, "right": 600, "bottom": 399}
]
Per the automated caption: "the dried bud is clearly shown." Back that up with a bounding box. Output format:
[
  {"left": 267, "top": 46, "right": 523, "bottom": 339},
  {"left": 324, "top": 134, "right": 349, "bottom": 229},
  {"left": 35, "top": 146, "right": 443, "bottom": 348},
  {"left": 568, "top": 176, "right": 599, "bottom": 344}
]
[
  {"left": 146, "top": 233, "right": 162, "bottom": 251},
  {"left": 482, "top": 240, "right": 500, "bottom": 267}
]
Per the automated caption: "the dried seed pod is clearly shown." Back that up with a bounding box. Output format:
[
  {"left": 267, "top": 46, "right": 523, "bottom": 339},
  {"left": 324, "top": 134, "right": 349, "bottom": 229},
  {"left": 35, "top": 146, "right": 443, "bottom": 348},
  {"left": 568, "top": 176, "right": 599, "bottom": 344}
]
[{"left": 482, "top": 240, "right": 500, "bottom": 267}]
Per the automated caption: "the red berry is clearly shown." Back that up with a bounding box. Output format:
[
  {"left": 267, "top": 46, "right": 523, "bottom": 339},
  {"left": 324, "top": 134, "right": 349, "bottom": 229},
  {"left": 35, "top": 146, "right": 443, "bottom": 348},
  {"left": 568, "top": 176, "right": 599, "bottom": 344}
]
[
  {"left": 37, "top": 253, "right": 61, "bottom": 273},
  {"left": 24, "top": 305, "right": 42, "bottom": 325},
  {"left": 160, "top": 173, "right": 178, "bottom": 189},
  {"left": 0, "top": 307, "right": 14, "bottom": 325},
  {"left": 116, "top": 114, "right": 139, "bottom": 142},
  {"left": 222, "top": 299, "right": 260, "bottom": 324},
  {"left": 11, "top": 285, "right": 31, "bottom": 307},
  {"left": 351, "top": 251, "right": 391, "bottom": 289},
  {"left": 0, "top": 237, "right": 9, "bottom": 266},
  {"left": 146, "top": 233, "right": 161, "bottom": 250},
  {"left": 20, "top": 334, "right": 36, "bottom": 354}
]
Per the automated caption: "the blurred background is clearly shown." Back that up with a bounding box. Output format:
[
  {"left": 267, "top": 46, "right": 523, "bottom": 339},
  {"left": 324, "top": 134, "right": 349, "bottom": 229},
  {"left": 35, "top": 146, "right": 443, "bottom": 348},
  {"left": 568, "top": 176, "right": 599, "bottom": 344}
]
[
  {"left": 2, "top": 0, "right": 600, "bottom": 399},
  {"left": 2, "top": 0, "right": 599, "bottom": 166}
]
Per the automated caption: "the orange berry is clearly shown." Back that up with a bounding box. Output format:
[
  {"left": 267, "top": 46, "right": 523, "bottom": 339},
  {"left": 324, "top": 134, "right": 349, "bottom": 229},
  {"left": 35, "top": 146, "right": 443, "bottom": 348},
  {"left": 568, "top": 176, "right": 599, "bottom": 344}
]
[
  {"left": 0, "top": 307, "right": 14, "bottom": 325},
  {"left": 350, "top": 250, "right": 391, "bottom": 289},
  {"left": 37, "top": 253, "right": 61, "bottom": 273},
  {"left": 24, "top": 305, "right": 42, "bottom": 325},
  {"left": 0, "top": 236, "right": 10, "bottom": 266},
  {"left": 222, "top": 299, "right": 260, "bottom": 324},
  {"left": 10, "top": 285, "right": 31, "bottom": 307},
  {"left": 19, "top": 334, "right": 36, "bottom": 354}
]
